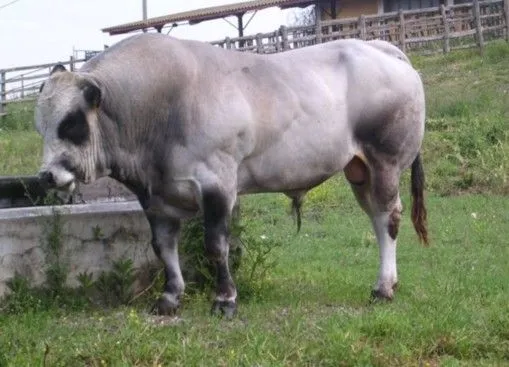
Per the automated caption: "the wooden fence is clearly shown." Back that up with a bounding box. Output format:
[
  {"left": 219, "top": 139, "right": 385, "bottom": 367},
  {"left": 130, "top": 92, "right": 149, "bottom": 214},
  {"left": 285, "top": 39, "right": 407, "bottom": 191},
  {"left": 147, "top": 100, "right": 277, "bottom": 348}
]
[
  {"left": 0, "top": 57, "right": 85, "bottom": 118},
  {"left": 1, "top": 0, "right": 508, "bottom": 119},
  {"left": 210, "top": 0, "right": 508, "bottom": 54}
]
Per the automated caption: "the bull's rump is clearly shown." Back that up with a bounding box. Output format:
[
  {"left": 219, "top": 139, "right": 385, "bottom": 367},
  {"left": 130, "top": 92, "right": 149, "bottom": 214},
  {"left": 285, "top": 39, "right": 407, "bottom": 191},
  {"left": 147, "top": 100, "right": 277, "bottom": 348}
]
[
  {"left": 231, "top": 41, "right": 424, "bottom": 192},
  {"left": 83, "top": 34, "right": 424, "bottom": 194}
]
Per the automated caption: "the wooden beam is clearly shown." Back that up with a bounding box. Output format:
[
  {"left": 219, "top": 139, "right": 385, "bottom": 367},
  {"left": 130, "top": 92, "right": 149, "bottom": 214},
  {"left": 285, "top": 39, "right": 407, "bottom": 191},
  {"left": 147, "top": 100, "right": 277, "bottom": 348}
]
[
  {"left": 0, "top": 59, "right": 85, "bottom": 73},
  {"left": 0, "top": 70, "right": 5, "bottom": 119},
  {"left": 280, "top": 25, "right": 289, "bottom": 51},
  {"left": 255, "top": 33, "right": 263, "bottom": 53},
  {"left": 3, "top": 73, "right": 49, "bottom": 84},
  {"left": 142, "top": 0, "right": 147, "bottom": 32},
  {"left": 473, "top": 0, "right": 484, "bottom": 54},
  {"left": 441, "top": 4, "right": 450, "bottom": 53},
  {"left": 331, "top": 0, "right": 337, "bottom": 19},
  {"left": 399, "top": 10, "right": 406, "bottom": 53},
  {"left": 505, "top": 0, "right": 509, "bottom": 42},
  {"left": 315, "top": 3, "right": 323, "bottom": 44},
  {"left": 237, "top": 13, "right": 244, "bottom": 38},
  {"left": 359, "top": 15, "right": 367, "bottom": 40},
  {"left": 237, "top": 13, "right": 245, "bottom": 48}
]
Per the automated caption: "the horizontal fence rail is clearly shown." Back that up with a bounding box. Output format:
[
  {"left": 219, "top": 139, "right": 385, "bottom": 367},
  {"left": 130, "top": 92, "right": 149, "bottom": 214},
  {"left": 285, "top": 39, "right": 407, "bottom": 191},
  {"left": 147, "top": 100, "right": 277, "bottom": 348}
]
[
  {"left": 1, "top": 0, "right": 508, "bottom": 119},
  {"left": 0, "top": 58, "right": 86, "bottom": 118}
]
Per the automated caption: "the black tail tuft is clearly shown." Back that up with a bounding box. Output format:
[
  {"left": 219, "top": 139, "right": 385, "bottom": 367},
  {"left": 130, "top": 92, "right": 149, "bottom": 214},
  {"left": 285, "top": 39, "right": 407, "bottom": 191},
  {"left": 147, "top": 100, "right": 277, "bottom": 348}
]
[{"left": 410, "top": 153, "right": 429, "bottom": 245}]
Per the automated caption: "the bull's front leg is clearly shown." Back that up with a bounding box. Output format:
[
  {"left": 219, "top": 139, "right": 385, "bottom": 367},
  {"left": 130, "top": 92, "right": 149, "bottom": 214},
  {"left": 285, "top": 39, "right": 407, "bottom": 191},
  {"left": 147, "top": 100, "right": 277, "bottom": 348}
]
[
  {"left": 203, "top": 189, "right": 237, "bottom": 318},
  {"left": 146, "top": 214, "right": 185, "bottom": 315}
]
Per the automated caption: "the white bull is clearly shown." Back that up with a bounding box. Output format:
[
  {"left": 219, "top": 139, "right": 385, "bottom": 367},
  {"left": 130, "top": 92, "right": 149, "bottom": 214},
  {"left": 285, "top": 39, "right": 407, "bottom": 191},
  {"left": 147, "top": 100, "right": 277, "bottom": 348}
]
[{"left": 35, "top": 33, "right": 428, "bottom": 317}]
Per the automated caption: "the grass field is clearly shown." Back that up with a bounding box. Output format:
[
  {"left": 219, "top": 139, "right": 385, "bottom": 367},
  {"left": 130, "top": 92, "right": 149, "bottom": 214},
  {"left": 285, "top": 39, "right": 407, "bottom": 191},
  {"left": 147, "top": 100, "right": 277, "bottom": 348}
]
[
  {"left": 0, "top": 42, "right": 508, "bottom": 366},
  {"left": 1, "top": 190, "right": 508, "bottom": 365}
]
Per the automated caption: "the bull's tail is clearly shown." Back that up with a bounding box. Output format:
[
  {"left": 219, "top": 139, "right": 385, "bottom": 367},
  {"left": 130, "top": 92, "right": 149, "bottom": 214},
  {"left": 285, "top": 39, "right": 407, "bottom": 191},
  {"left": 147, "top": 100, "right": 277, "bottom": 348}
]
[
  {"left": 291, "top": 195, "right": 303, "bottom": 233},
  {"left": 410, "top": 153, "right": 428, "bottom": 245}
]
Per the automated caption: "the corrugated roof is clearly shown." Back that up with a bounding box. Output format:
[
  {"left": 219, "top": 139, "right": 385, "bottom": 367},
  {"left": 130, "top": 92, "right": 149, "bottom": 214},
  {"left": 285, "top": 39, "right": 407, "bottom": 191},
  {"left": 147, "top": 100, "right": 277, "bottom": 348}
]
[{"left": 102, "top": 0, "right": 316, "bottom": 35}]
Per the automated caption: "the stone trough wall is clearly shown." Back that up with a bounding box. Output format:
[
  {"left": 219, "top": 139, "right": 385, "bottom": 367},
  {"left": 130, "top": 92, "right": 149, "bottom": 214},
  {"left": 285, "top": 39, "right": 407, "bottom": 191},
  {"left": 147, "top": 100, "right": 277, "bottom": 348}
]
[{"left": 0, "top": 177, "right": 154, "bottom": 297}]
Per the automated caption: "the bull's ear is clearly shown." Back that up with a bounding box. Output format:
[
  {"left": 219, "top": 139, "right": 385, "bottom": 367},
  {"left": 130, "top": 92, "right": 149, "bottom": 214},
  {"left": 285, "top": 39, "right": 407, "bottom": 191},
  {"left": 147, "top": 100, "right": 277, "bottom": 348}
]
[
  {"left": 81, "top": 79, "right": 102, "bottom": 108},
  {"left": 50, "top": 64, "right": 67, "bottom": 75}
]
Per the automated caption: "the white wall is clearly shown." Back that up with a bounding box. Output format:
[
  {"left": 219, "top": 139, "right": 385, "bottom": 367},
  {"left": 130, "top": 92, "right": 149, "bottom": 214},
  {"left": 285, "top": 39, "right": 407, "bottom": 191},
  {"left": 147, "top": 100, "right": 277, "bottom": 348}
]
[{"left": 0, "top": 202, "right": 156, "bottom": 296}]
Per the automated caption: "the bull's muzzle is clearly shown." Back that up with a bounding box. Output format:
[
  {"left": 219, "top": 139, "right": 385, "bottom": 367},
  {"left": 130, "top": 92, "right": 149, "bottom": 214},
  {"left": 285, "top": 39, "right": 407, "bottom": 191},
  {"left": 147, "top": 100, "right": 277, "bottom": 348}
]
[
  {"left": 38, "top": 168, "right": 76, "bottom": 193},
  {"left": 38, "top": 170, "right": 55, "bottom": 189}
]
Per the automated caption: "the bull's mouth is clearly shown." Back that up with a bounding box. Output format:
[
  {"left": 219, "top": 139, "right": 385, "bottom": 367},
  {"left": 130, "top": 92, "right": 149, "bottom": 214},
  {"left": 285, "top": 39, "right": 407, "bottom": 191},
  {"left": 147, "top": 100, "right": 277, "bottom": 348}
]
[
  {"left": 38, "top": 168, "right": 77, "bottom": 194},
  {"left": 57, "top": 179, "right": 76, "bottom": 193}
]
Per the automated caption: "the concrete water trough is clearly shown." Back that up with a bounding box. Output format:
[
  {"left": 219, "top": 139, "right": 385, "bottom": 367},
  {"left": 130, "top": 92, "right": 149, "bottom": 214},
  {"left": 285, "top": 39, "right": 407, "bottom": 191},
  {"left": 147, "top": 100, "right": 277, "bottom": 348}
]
[{"left": 0, "top": 176, "right": 155, "bottom": 297}]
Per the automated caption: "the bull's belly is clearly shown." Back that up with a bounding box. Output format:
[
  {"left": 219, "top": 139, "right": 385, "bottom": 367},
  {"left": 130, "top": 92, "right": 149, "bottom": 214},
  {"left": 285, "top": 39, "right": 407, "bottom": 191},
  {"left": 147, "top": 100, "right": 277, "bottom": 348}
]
[{"left": 237, "top": 143, "right": 354, "bottom": 194}]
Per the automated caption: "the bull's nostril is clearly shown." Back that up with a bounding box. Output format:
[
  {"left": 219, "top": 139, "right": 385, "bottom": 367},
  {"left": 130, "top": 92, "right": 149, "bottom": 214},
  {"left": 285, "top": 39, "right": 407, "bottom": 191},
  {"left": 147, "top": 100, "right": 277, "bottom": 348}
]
[{"left": 39, "top": 171, "right": 55, "bottom": 187}]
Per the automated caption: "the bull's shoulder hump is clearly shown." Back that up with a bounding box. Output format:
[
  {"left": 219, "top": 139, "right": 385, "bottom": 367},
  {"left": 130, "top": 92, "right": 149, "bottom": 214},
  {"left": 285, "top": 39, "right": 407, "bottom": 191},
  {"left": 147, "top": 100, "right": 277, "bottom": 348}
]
[{"left": 365, "top": 40, "right": 411, "bottom": 64}]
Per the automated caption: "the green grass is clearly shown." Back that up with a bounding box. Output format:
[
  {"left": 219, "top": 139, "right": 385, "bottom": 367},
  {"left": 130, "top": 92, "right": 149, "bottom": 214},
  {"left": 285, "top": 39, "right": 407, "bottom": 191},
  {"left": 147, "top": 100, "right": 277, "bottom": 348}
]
[
  {"left": 1, "top": 42, "right": 509, "bottom": 365},
  {"left": 1, "top": 186, "right": 508, "bottom": 365},
  {"left": 0, "top": 130, "right": 41, "bottom": 175},
  {"left": 412, "top": 41, "right": 509, "bottom": 195},
  {"left": 0, "top": 101, "right": 41, "bottom": 175}
]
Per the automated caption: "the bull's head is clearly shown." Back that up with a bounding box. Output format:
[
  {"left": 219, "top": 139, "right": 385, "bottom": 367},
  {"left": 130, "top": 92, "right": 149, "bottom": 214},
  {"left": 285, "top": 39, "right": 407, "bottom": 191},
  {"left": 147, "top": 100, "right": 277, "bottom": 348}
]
[{"left": 35, "top": 65, "right": 108, "bottom": 195}]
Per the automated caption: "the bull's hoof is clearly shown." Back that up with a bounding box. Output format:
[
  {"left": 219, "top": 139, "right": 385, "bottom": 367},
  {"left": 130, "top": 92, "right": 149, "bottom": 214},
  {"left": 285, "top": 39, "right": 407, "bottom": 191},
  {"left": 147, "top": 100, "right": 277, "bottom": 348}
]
[
  {"left": 370, "top": 282, "right": 399, "bottom": 303},
  {"left": 210, "top": 300, "right": 237, "bottom": 319},
  {"left": 151, "top": 294, "right": 180, "bottom": 316},
  {"left": 370, "top": 289, "right": 394, "bottom": 302}
]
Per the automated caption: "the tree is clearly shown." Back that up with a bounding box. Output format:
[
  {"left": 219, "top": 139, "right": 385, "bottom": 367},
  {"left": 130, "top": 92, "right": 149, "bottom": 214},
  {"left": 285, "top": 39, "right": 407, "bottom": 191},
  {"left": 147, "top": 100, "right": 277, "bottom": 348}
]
[{"left": 288, "top": 5, "right": 316, "bottom": 27}]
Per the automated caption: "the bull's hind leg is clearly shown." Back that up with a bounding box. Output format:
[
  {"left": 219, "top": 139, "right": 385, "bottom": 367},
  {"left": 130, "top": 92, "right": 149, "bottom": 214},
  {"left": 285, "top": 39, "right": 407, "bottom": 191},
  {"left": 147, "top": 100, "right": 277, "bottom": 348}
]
[
  {"left": 369, "top": 195, "right": 402, "bottom": 300},
  {"left": 202, "top": 189, "right": 238, "bottom": 318},
  {"left": 147, "top": 214, "right": 185, "bottom": 315},
  {"left": 345, "top": 155, "right": 402, "bottom": 300}
]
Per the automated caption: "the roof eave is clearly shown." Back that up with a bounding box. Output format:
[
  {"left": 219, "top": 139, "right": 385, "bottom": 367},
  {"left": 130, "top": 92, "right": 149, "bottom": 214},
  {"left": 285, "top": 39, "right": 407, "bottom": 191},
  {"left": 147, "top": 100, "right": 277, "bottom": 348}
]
[{"left": 101, "top": 0, "right": 317, "bottom": 35}]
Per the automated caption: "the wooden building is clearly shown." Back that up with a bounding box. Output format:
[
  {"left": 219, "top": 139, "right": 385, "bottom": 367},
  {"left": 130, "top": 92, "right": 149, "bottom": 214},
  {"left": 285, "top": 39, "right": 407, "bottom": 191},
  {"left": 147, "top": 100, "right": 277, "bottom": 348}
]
[{"left": 319, "top": 0, "right": 475, "bottom": 20}]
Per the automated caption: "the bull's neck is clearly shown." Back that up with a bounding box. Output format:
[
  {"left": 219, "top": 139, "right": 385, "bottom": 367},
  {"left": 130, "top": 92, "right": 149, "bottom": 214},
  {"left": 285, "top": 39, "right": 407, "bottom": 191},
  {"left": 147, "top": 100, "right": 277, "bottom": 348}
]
[
  {"left": 109, "top": 148, "right": 157, "bottom": 203},
  {"left": 98, "top": 89, "right": 166, "bottom": 202},
  {"left": 95, "top": 110, "right": 148, "bottom": 200}
]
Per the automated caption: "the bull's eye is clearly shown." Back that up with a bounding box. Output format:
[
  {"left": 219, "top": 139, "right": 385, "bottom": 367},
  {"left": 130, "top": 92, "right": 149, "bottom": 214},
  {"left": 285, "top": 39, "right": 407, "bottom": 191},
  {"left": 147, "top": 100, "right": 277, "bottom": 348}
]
[{"left": 57, "top": 110, "right": 89, "bottom": 146}]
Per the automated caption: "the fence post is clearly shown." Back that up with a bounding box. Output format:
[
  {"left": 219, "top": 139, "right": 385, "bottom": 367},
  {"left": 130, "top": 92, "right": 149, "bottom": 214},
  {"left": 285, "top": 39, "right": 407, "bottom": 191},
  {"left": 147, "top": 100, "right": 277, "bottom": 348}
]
[
  {"left": 280, "top": 25, "right": 289, "bottom": 51},
  {"left": 255, "top": 33, "right": 263, "bottom": 53},
  {"left": 225, "top": 37, "right": 232, "bottom": 50},
  {"left": 359, "top": 15, "right": 367, "bottom": 40},
  {"left": 441, "top": 4, "right": 451, "bottom": 53},
  {"left": 473, "top": 0, "right": 484, "bottom": 54},
  {"left": 69, "top": 56, "right": 75, "bottom": 72},
  {"left": 315, "top": 12, "right": 322, "bottom": 44},
  {"left": 504, "top": 0, "right": 509, "bottom": 41},
  {"left": 274, "top": 30, "right": 282, "bottom": 52},
  {"left": 0, "top": 70, "right": 5, "bottom": 118},
  {"left": 399, "top": 10, "right": 406, "bottom": 52}
]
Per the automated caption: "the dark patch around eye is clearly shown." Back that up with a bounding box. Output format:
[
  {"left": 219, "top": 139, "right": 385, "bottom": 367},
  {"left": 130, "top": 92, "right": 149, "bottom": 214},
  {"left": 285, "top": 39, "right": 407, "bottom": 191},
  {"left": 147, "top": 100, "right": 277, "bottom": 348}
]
[{"left": 57, "top": 110, "right": 89, "bottom": 146}]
